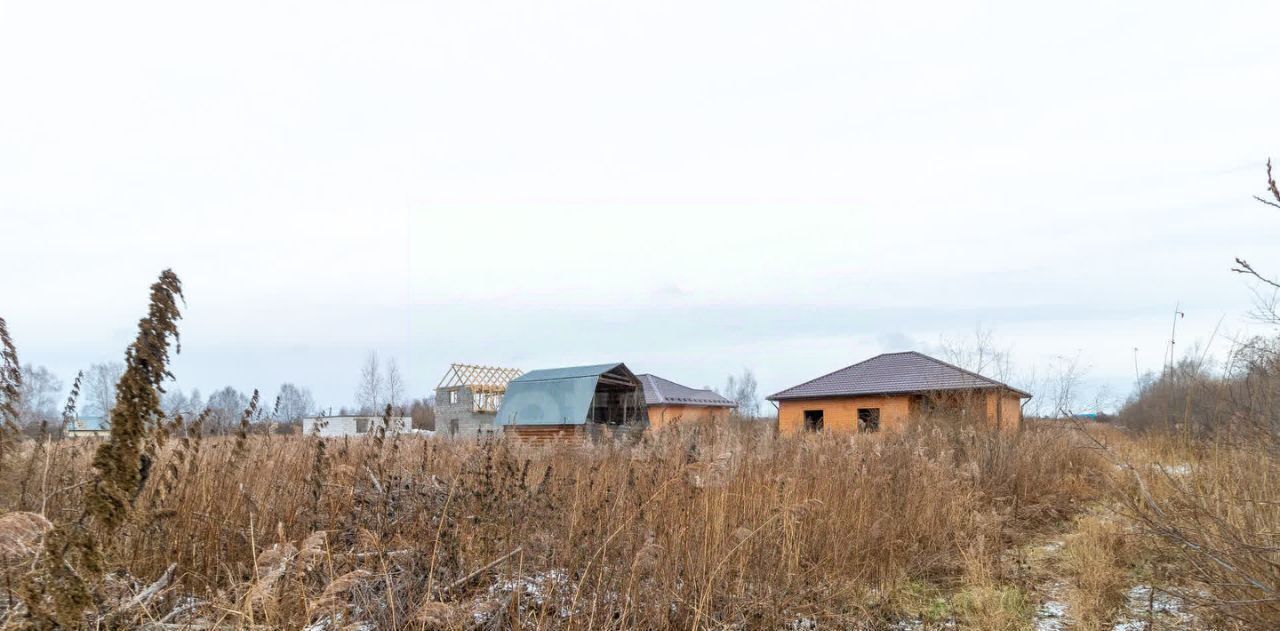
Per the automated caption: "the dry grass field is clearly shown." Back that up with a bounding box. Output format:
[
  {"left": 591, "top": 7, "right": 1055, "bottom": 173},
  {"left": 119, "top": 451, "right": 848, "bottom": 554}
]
[
  {"left": 0, "top": 418, "right": 1274, "bottom": 630},
  {"left": 1, "top": 273, "right": 1277, "bottom": 630},
  {"left": 0, "top": 419, "right": 1103, "bottom": 630}
]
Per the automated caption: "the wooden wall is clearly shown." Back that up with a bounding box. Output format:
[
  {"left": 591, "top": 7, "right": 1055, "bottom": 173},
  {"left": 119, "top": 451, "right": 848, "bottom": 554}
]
[{"left": 503, "top": 424, "right": 587, "bottom": 441}]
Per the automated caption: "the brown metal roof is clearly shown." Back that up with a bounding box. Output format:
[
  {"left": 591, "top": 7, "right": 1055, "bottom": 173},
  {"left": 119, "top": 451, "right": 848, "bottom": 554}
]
[
  {"left": 637, "top": 374, "right": 735, "bottom": 407},
  {"left": 767, "top": 351, "right": 1032, "bottom": 401}
]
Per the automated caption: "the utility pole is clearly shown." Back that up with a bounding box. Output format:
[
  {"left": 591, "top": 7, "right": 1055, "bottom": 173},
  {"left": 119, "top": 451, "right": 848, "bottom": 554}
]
[{"left": 1166, "top": 302, "right": 1184, "bottom": 376}]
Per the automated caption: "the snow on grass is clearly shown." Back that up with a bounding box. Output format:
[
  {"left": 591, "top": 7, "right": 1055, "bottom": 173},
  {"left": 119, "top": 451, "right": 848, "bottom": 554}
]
[{"left": 1111, "top": 584, "right": 1195, "bottom": 630}]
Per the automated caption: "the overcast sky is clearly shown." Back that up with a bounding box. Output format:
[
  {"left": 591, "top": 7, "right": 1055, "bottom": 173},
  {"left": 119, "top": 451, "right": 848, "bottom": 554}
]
[{"left": 3, "top": 1, "right": 1279, "bottom": 413}]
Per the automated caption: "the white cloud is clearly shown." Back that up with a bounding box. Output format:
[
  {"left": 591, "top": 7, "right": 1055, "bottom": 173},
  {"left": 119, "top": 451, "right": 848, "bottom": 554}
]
[{"left": 2, "top": 0, "right": 1278, "bottom": 408}]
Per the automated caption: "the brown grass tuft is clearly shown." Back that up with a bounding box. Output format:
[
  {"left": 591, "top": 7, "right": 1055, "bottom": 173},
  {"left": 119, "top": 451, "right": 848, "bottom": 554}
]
[
  {"left": 414, "top": 599, "right": 462, "bottom": 629},
  {"left": 1061, "top": 514, "right": 1133, "bottom": 630},
  {"left": 0, "top": 512, "right": 52, "bottom": 569}
]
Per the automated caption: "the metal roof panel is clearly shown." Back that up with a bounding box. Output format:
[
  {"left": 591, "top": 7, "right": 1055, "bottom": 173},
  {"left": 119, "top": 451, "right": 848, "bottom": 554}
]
[
  {"left": 512, "top": 363, "right": 627, "bottom": 383},
  {"left": 767, "top": 351, "right": 1032, "bottom": 400},
  {"left": 637, "top": 374, "right": 735, "bottom": 407}
]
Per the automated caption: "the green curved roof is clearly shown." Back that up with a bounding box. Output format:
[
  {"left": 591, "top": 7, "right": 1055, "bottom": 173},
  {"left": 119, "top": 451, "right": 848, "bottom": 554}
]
[
  {"left": 511, "top": 363, "right": 626, "bottom": 383},
  {"left": 496, "top": 362, "right": 638, "bottom": 426}
]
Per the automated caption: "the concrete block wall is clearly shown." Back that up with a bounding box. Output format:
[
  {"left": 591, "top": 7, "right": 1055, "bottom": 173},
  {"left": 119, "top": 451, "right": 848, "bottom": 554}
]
[
  {"left": 302, "top": 416, "right": 409, "bottom": 437},
  {"left": 435, "top": 386, "right": 498, "bottom": 438}
]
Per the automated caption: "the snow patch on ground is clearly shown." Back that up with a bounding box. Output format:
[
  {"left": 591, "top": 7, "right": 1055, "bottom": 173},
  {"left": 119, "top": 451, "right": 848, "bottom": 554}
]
[
  {"left": 303, "top": 618, "right": 374, "bottom": 631},
  {"left": 1035, "top": 602, "right": 1071, "bottom": 630},
  {"left": 489, "top": 568, "right": 569, "bottom": 604},
  {"left": 1033, "top": 576, "right": 1073, "bottom": 631},
  {"left": 1111, "top": 584, "right": 1195, "bottom": 630},
  {"left": 1152, "top": 463, "right": 1192, "bottom": 477},
  {"left": 473, "top": 568, "right": 575, "bottom": 623},
  {"left": 1035, "top": 599, "right": 1069, "bottom": 631}
]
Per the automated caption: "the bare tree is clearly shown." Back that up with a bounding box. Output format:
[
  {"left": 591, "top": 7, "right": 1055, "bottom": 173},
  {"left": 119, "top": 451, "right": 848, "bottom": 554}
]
[
  {"left": 1232, "top": 159, "right": 1280, "bottom": 324},
  {"left": 938, "top": 324, "right": 1014, "bottom": 383},
  {"left": 161, "top": 389, "right": 189, "bottom": 419},
  {"left": 385, "top": 358, "right": 405, "bottom": 414},
  {"left": 355, "top": 351, "right": 384, "bottom": 414},
  {"left": 1097, "top": 162, "right": 1280, "bottom": 629},
  {"left": 274, "top": 383, "right": 315, "bottom": 422},
  {"left": 161, "top": 388, "right": 206, "bottom": 420},
  {"left": 188, "top": 388, "right": 203, "bottom": 417},
  {"left": 409, "top": 397, "right": 435, "bottom": 430},
  {"left": 206, "top": 386, "right": 249, "bottom": 434},
  {"left": 83, "top": 361, "right": 124, "bottom": 421},
  {"left": 937, "top": 324, "right": 1046, "bottom": 415},
  {"left": 18, "top": 364, "right": 61, "bottom": 428},
  {"left": 721, "top": 368, "right": 760, "bottom": 418},
  {"left": 1041, "top": 352, "right": 1086, "bottom": 418}
]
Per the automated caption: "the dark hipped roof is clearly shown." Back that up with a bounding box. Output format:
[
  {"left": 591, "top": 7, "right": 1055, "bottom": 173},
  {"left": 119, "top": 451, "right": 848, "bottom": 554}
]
[
  {"left": 767, "top": 351, "right": 1032, "bottom": 401},
  {"left": 637, "top": 374, "right": 735, "bottom": 407}
]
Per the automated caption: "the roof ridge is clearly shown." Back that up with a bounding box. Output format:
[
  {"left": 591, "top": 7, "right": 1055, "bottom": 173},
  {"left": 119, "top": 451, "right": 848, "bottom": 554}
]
[
  {"left": 906, "top": 351, "right": 1028, "bottom": 394},
  {"left": 639, "top": 374, "right": 667, "bottom": 405},
  {"left": 639, "top": 373, "right": 734, "bottom": 406},
  {"left": 517, "top": 362, "right": 626, "bottom": 382},
  {"left": 766, "top": 353, "right": 889, "bottom": 399}
]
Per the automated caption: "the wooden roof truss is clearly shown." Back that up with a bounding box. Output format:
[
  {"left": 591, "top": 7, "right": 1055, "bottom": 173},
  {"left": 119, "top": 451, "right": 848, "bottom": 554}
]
[{"left": 437, "top": 363, "right": 524, "bottom": 413}]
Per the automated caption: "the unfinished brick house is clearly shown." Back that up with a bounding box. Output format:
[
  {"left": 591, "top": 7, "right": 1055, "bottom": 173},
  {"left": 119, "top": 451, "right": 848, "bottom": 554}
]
[
  {"left": 636, "top": 373, "right": 735, "bottom": 430},
  {"left": 434, "top": 363, "right": 523, "bottom": 438},
  {"left": 768, "top": 351, "right": 1030, "bottom": 434}
]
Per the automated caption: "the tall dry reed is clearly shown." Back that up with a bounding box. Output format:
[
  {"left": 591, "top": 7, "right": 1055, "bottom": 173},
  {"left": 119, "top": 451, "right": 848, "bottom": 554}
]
[
  {"left": 11, "top": 269, "right": 182, "bottom": 629},
  {"left": 3, "top": 419, "right": 1105, "bottom": 629}
]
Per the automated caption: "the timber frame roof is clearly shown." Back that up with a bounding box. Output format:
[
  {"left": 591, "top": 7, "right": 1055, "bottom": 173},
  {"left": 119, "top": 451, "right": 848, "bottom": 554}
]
[{"left": 436, "top": 363, "right": 524, "bottom": 394}]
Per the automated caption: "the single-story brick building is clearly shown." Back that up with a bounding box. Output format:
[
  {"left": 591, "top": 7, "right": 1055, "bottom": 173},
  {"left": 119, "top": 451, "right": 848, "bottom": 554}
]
[
  {"left": 768, "top": 351, "right": 1030, "bottom": 434},
  {"left": 636, "top": 373, "right": 735, "bottom": 430}
]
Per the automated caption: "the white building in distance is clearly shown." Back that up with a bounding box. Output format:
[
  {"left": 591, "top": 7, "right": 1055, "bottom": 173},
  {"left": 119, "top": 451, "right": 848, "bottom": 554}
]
[{"left": 301, "top": 415, "right": 410, "bottom": 437}]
